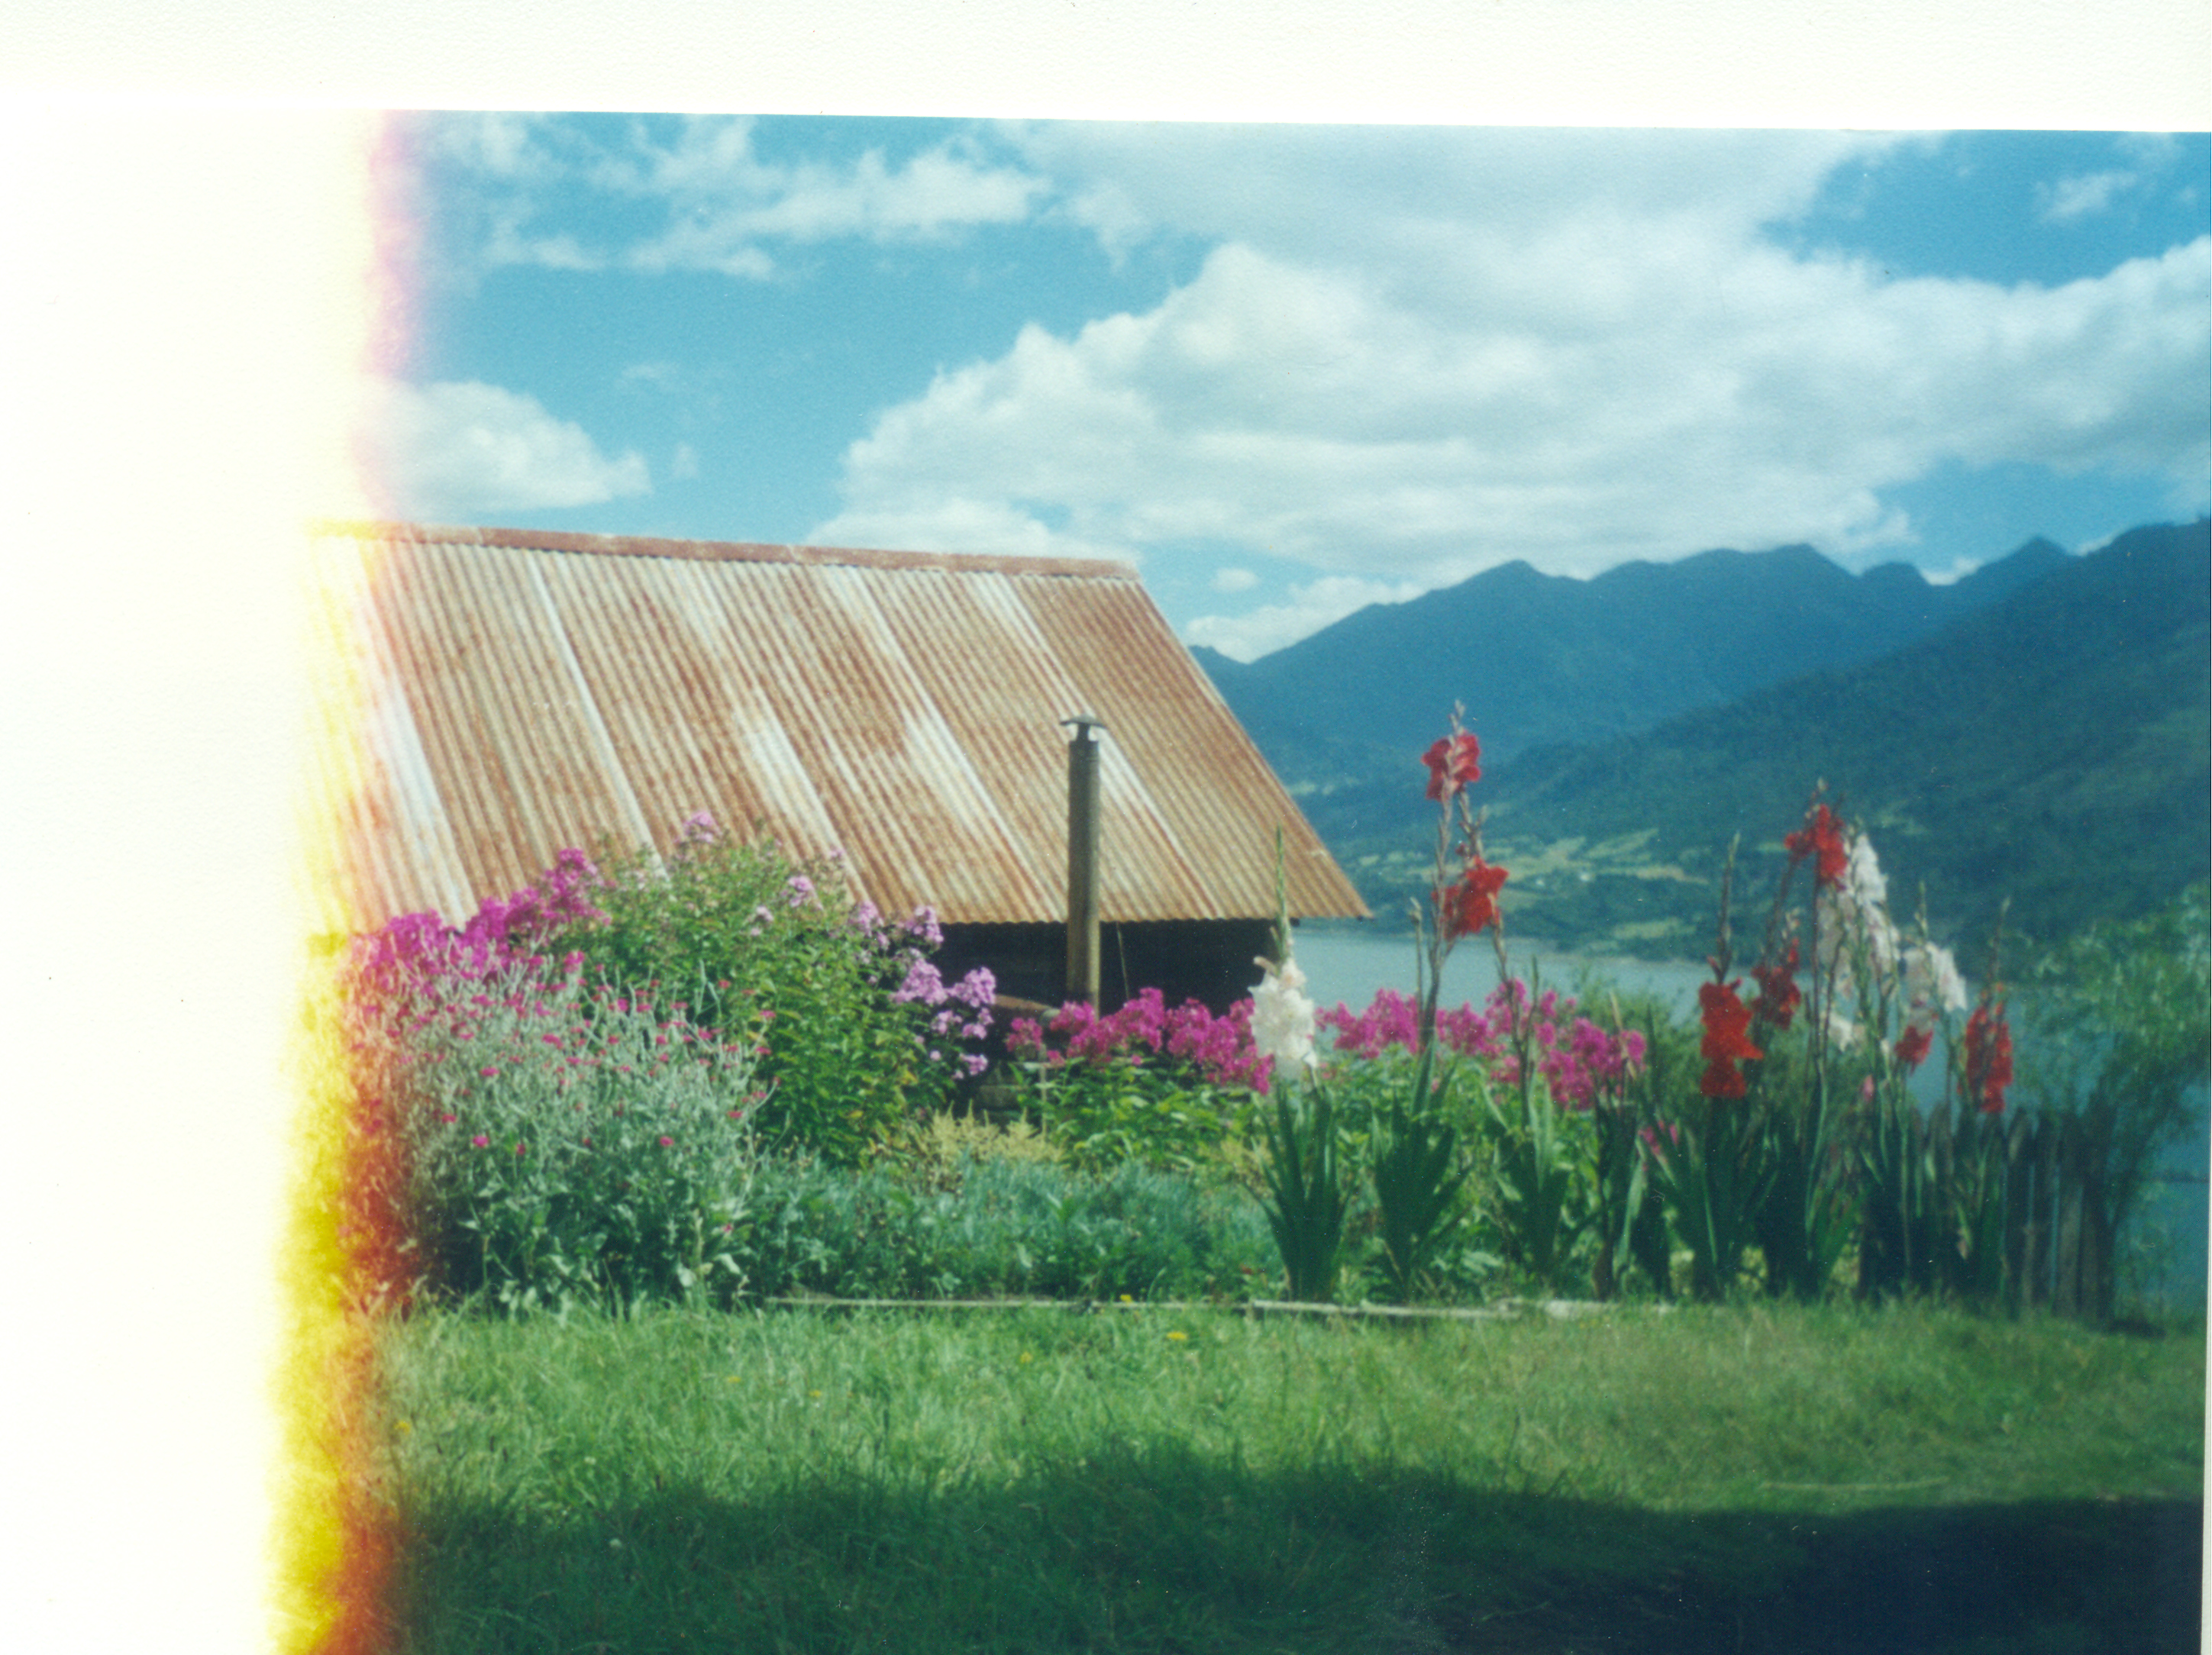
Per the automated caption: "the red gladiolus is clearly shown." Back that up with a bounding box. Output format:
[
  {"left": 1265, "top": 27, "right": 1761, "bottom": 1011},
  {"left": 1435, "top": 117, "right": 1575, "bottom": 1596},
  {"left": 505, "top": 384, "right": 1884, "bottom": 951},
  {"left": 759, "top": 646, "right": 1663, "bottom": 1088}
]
[
  {"left": 1422, "top": 732, "right": 1482, "bottom": 801},
  {"left": 1964, "top": 1002, "right": 2013, "bottom": 1114},
  {"left": 1784, "top": 803, "right": 1849, "bottom": 891},
  {"left": 1894, "top": 1024, "right": 1933, "bottom": 1070},
  {"left": 1697, "top": 979, "right": 1762, "bottom": 1098},
  {"left": 1439, "top": 858, "right": 1508, "bottom": 937},
  {"left": 1751, "top": 947, "right": 1802, "bottom": 1029},
  {"left": 1700, "top": 1058, "right": 1749, "bottom": 1099}
]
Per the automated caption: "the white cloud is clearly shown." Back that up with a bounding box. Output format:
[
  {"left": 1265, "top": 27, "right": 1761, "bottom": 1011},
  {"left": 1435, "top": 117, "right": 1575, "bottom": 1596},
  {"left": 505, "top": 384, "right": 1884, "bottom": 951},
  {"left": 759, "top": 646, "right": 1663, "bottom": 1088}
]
[
  {"left": 428, "top": 115, "right": 1046, "bottom": 279},
  {"left": 1012, "top": 123, "right": 1894, "bottom": 272},
  {"left": 1920, "top": 556, "right": 1983, "bottom": 586},
  {"left": 2038, "top": 168, "right": 2136, "bottom": 224},
  {"left": 808, "top": 493, "right": 1137, "bottom": 566},
  {"left": 2039, "top": 135, "right": 2192, "bottom": 226},
  {"left": 670, "top": 442, "right": 699, "bottom": 480},
  {"left": 1184, "top": 576, "right": 1426, "bottom": 663},
  {"left": 812, "top": 130, "right": 2210, "bottom": 648},
  {"left": 357, "top": 379, "right": 651, "bottom": 520},
  {"left": 1210, "top": 566, "right": 1258, "bottom": 593}
]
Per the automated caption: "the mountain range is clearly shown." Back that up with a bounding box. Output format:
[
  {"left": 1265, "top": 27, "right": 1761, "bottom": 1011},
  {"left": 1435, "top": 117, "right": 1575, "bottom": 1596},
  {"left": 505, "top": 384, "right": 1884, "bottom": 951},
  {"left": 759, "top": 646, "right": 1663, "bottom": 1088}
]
[
  {"left": 1203, "top": 520, "right": 2210, "bottom": 959},
  {"left": 1195, "top": 533, "right": 2074, "bottom": 785}
]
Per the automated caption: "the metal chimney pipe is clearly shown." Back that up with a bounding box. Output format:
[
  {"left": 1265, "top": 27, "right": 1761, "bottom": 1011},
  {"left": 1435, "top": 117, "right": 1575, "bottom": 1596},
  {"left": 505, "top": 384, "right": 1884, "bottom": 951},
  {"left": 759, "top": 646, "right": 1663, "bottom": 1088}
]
[{"left": 1061, "top": 715, "right": 1104, "bottom": 1005}]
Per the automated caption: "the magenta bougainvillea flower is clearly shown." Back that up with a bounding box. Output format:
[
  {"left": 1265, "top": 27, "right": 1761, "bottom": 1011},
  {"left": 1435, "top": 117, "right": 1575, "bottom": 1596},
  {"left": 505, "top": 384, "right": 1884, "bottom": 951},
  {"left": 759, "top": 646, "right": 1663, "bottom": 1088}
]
[
  {"left": 1316, "top": 982, "right": 1642, "bottom": 1111},
  {"left": 1009, "top": 990, "right": 1273, "bottom": 1092}
]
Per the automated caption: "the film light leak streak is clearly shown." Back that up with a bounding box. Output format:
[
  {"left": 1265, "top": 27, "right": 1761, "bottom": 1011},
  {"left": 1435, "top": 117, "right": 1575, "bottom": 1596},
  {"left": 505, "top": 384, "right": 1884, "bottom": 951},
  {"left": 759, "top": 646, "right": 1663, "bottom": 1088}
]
[
  {"left": 279, "top": 527, "right": 408, "bottom": 1655},
  {"left": 276, "top": 115, "right": 419, "bottom": 1653}
]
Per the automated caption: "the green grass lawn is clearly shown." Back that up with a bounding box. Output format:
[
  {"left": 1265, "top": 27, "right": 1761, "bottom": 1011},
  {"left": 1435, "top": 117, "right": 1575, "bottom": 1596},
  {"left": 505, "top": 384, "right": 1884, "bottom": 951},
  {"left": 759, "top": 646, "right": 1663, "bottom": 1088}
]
[{"left": 370, "top": 1301, "right": 2204, "bottom": 1653}]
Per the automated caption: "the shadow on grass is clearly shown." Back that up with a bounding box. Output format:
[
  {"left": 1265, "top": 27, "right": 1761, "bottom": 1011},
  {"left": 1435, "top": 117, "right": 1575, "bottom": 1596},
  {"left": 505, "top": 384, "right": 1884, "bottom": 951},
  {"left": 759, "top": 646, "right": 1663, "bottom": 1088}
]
[{"left": 384, "top": 1447, "right": 2201, "bottom": 1654}]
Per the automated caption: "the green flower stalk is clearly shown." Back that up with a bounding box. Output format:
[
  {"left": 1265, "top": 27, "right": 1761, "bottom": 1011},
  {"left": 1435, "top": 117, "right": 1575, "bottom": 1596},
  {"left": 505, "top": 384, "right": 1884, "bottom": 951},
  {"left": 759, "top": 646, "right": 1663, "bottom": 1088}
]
[
  {"left": 1260, "top": 1083, "right": 1350, "bottom": 1303},
  {"left": 1254, "top": 827, "right": 1348, "bottom": 1301}
]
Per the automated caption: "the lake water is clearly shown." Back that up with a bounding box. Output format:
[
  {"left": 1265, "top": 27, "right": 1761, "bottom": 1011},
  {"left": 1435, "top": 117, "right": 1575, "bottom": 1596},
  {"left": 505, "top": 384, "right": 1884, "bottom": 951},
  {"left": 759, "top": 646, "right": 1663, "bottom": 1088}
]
[
  {"left": 1288, "top": 919, "right": 2208, "bottom": 1311},
  {"left": 1290, "top": 920, "right": 1708, "bottom": 1019}
]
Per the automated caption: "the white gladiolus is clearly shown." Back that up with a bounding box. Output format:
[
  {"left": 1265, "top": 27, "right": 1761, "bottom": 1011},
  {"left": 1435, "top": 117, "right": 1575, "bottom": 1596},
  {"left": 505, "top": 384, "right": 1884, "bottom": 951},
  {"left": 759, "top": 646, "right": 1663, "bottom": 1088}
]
[
  {"left": 1844, "top": 834, "right": 1888, "bottom": 915},
  {"left": 1903, "top": 941, "right": 1969, "bottom": 1015},
  {"left": 1820, "top": 830, "right": 1900, "bottom": 980},
  {"left": 1251, "top": 954, "right": 1318, "bottom": 1078}
]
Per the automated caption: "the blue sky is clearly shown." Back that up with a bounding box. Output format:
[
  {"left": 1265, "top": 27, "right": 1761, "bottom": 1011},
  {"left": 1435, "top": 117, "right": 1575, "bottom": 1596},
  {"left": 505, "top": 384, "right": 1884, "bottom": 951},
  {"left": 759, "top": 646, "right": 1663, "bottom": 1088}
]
[{"left": 367, "top": 120, "right": 2210, "bottom": 660}]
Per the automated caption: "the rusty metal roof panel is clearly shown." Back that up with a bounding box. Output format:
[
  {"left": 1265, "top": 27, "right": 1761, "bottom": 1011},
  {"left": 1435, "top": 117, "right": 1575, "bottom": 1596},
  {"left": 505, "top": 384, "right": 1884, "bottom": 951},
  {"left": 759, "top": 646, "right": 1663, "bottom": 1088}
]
[{"left": 308, "top": 521, "right": 1370, "bottom": 934}]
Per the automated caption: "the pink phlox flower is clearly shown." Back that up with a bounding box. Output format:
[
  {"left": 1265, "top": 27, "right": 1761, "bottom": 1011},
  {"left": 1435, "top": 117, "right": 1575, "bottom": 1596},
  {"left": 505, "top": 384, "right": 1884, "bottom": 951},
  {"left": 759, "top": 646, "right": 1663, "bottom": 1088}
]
[
  {"left": 1436, "top": 1002, "right": 1507, "bottom": 1060},
  {"left": 893, "top": 959, "right": 945, "bottom": 1005},
  {"left": 1320, "top": 988, "right": 1424, "bottom": 1058}
]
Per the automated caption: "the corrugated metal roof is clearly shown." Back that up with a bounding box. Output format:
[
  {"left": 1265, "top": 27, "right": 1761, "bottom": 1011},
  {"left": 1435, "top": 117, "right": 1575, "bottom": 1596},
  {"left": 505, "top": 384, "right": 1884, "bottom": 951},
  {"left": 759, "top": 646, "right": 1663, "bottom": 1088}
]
[{"left": 305, "top": 521, "right": 1369, "bottom": 936}]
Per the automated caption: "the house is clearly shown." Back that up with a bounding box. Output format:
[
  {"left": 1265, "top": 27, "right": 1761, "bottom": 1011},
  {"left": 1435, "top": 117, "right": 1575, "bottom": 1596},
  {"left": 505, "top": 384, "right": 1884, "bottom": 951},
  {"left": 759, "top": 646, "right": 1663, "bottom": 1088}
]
[{"left": 305, "top": 521, "right": 1368, "bottom": 1013}]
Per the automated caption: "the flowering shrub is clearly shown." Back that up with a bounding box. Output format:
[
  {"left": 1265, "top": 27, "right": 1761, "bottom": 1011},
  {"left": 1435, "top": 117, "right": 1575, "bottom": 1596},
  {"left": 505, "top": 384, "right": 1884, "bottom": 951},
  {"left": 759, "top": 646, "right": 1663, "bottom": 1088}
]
[
  {"left": 1004, "top": 989, "right": 1268, "bottom": 1174},
  {"left": 1318, "top": 982, "right": 1645, "bottom": 1111},
  {"left": 344, "top": 953, "right": 765, "bottom": 1311},
  {"left": 536, "top": 814, "right": 995, "bottom": 1160},
  {"left": 341, "top": 814, "right": 1006, "bottom": 1310}
]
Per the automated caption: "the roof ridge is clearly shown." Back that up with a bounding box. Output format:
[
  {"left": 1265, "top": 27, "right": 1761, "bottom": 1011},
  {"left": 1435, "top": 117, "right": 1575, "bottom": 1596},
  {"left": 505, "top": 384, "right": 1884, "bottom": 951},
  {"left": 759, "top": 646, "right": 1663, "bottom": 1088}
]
[{"left": 310, "top": 518, "right": 1142, "bottom": 581}]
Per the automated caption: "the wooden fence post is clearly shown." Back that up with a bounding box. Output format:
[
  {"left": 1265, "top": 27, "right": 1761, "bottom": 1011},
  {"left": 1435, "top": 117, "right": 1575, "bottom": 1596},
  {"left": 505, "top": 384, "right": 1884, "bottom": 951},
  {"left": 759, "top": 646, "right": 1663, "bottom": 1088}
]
[
  {"left": 2002, "top": 1114, "right": 2033, "bottom": 1317},
  {"left": 2053, "top": 1116, "right": 2085, "bottom": 1319},
  {"left": 2027, "top": 1114, "right": 2057, "bottom": 1311}
]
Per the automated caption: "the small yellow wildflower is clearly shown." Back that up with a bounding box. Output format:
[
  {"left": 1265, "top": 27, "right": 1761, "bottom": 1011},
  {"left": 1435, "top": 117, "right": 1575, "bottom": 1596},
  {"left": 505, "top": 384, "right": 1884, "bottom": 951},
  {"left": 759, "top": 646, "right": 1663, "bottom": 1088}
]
[{"left": 1166, "top": 1331, "right": 1189, "bottom": 1342}]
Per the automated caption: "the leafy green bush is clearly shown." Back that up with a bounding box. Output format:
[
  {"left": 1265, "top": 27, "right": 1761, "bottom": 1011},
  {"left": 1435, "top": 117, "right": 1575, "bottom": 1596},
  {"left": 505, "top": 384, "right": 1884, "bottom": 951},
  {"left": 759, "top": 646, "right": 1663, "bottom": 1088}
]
[
  {"left": 542, "top": 815, "right": 994, "bottom": 1163},
  {"left": 2020, "top": 883, "right": 2211, "bottom": 1319},
  {"left": 893, "top": 1108, "right": 1062, "bottom": 1185},
  {"left": 730, "top": 1154, "right": 1277, "bottom": 1302},
  {"left": 1002, "top": 989, "right": 1268, "bottom": 1176},
  {"left": 372, "top": 963, "right": 764, "bottom": 1312}
]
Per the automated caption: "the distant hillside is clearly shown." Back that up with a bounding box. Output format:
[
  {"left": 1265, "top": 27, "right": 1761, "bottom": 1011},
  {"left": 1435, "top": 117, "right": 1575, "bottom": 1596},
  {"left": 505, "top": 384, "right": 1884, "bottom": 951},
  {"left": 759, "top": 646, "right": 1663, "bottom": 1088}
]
[
  {"left": 1200, "top": 533, "right": 2072, "bottom": 790},
  {"left": 1306, "top": 520, "right": 2209, "bottom": 959}
]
